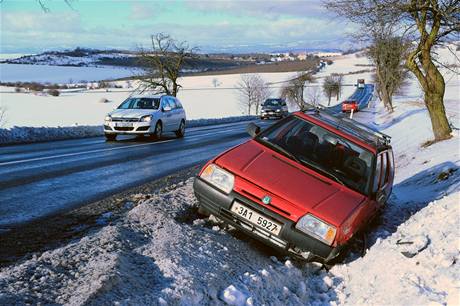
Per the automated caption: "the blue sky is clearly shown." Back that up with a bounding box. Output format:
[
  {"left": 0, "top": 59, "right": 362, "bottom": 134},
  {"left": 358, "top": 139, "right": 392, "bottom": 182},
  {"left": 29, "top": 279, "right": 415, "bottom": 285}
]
[{"left": 0, "top": 0, "right": 356, "bottom": 53}]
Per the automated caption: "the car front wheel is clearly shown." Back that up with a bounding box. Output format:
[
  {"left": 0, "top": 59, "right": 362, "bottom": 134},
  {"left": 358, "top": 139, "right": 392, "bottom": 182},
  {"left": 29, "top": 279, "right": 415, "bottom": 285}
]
[
  {"left": 151, "top": 121, "right": 162, "bottom": 139},
  {"left": 105, "top": 133, "right": 116, "bottom": 141},
  {"left": 175, "top": 120, "right": 185, "bottom": 138}
]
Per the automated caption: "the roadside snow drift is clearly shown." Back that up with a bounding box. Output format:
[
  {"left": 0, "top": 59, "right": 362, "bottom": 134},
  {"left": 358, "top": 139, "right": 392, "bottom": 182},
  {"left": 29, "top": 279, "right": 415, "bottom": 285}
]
[{"left": 1, "top": 93, "right": 459, "bottom": 305}]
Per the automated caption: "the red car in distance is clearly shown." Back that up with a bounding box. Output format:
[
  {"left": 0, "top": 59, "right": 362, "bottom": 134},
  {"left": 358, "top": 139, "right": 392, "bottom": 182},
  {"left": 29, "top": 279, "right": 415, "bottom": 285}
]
[
  {"left": 342, "top": 100, "right": 359, "bottom": 113},
  {"left": 193, "top": 110, "right": 394, "bottom": 263}
]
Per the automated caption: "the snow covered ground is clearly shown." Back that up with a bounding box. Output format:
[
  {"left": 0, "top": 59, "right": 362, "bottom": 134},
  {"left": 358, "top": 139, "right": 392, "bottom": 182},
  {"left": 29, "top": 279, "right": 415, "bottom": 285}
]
[
  {"left": 1, "top": 66, "right": 459, "bottom": 304},
  {"left": 0, "top": 63, "right": 139, "bottom": 83},
  {"left": 0, "top": 51, "right": 370, "bottom": 130}
]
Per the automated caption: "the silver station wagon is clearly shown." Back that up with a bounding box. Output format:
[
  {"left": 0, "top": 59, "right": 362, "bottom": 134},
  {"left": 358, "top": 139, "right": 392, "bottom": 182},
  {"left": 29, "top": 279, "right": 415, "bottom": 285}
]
[{"left": 104, "top": 94, "right": 186, "bottom": 141}]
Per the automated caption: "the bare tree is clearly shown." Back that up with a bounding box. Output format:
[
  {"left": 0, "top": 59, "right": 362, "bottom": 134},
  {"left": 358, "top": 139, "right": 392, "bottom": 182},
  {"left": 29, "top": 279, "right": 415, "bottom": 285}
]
[
  {"left": 323, "top": 75, "right": 335, "bottom": 106},
  {"left": 325, "top": 0, "right": 459, "bottom": 141},
  {"left": 333, "top": 74, "right": 344, "bottom": 101},
  {"left": 237, "top": 74, "right": 270, "bottom": 115},
  {"left": 281, "top": 73, "right": 314, "bottom": 111},
  {"left": 368, "top": 32, "right": 410, "bottom": 112},
  {"left": 305, "top": 86, "right": 322, "bottom": 107},
  {"left": 138, "top": 33, "right": 197, "bottom": 97}
]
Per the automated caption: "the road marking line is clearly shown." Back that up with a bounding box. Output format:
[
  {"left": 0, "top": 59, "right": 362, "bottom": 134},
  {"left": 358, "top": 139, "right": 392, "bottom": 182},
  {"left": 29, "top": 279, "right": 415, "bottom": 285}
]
[{"left": 0, "top": 127, "right": 252, "bottom": 167}]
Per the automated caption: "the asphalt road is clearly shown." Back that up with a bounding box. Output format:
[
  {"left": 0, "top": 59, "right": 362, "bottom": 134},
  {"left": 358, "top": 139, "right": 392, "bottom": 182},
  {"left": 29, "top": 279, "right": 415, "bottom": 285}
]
[
  {"left": 0, "top": 84, "right": 374, "bottom": 229},
  {"left": 0, "top": 120, "right": 271, "bottom": 228}
]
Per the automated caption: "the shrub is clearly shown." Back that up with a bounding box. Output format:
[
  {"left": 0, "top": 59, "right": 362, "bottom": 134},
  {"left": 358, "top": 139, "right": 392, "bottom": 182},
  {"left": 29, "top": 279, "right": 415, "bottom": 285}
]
[
  {"left": 15, "top": 87, "right": 22, "bottom": 93},
  {"left": 28, "top": 83, "right": 45, "bottom": 92},
  {"left": 99, "top": 97, "right": 109, "bottom": 103},
  {"left": 48, "top": 89, "right": 60, "bottom": 96},
  {"left": 326, "top": 59, "right": 334, "bottom": 65}
]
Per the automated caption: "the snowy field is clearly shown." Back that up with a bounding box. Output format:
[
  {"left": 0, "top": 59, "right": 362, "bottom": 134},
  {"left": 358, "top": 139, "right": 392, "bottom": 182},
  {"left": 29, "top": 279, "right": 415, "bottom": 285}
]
[
  {"left": 0, "top": 52, "right": 371, "bottom": 130},
  {"left": 0, "top": 78, "right": 459, "bottom": 304},
  {"left": 0, "top": 63, "right": 139, "bottom": 83}
]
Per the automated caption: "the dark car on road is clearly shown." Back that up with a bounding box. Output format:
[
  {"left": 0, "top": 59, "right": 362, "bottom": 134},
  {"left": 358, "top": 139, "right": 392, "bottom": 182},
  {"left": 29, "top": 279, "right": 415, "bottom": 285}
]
[
  {"left": 194, "top": 110, "right": 394, "bottom": 263},
  {"left": 260, "top": 98, "right": 288, "bottom": 120}
]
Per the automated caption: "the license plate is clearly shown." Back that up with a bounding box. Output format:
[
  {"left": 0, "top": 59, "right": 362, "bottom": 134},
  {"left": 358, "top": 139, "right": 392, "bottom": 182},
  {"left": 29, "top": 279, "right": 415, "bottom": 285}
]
[
  {"left": 115, "top": 122, "right": 133, "bottom": 127},
  {"left": 231, "top": 202, "right": 282, "bottom": 235}
]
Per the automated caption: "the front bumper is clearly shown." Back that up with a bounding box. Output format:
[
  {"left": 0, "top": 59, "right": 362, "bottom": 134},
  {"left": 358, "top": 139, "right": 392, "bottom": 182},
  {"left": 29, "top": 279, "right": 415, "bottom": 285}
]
[
  {"left": 104, "top": 121, "right": 152, "bottom": 135},
  {"left": 193, "top": 177, "right": 342, "bottom": 261},
  {"left": 260, "top": 111, "right": 287, "bottom": 119}
]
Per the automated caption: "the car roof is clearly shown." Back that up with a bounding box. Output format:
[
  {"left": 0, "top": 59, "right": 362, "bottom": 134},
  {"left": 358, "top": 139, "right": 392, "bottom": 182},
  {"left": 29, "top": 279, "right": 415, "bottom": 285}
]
[
  {"left": 129, "top": 94, "right": 168, "bottom": 99},
  {"left": 296, "top": 109, "right": 391, "bottom": 153}
]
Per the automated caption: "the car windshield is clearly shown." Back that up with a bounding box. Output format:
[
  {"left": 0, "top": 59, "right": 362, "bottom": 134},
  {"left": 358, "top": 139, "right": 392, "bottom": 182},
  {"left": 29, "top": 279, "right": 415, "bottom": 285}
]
[
  {"left": 118, "top": 98, "right": 160, "bottom": 110},
  {"left": 256, "top": 116, "right": 374, "bottom": 195},
  {"left": 263, "top": 99, "right": 285, "bottom": 107}
]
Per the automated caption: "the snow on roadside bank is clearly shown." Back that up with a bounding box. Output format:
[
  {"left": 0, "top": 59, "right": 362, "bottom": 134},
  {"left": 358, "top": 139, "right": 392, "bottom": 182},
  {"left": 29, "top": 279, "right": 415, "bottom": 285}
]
[
  {"left": 0, "top": 116, "right": 257, "bottom": 145},
  {"left": 1, "top": 96, "right": 459, "bottom": 305}
]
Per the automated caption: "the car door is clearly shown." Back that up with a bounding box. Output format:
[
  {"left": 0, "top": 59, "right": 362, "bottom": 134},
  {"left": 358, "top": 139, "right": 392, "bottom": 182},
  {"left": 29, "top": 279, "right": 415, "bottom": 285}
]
[
  {"left": 174, "top": 97, "right": 186, "bottom": 123},
  {"left": 160, "top": 96, "right": 174, "bottom": 131},
  {"left": 168, "top": 97, "right": 181, "bottom": 130},
  {"left": 373, "top": 150, "right": 394, "bottom": 208}
]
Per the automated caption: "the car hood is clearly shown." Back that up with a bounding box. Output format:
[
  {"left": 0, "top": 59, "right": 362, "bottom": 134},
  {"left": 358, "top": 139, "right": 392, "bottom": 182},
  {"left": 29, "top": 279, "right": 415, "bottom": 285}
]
[
  {"left": 109, "top": 109, "right": 157, "bottom": 118},
  {"left": 215, "top": 140, "right": 365, "bottom": 225}
]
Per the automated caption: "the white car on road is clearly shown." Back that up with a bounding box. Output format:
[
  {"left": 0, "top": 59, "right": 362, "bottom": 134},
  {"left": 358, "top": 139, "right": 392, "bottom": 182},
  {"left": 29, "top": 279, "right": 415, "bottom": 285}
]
[{"left": 104, "top": 94, "right": 186, "bottom": 141}]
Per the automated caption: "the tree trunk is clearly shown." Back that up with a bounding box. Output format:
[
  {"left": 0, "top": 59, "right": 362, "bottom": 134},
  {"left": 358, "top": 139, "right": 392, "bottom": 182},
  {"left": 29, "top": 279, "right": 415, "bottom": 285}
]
[
  {"left": 425, "top": 90, "right": 451, "bottom": 141},
  {"left": 405, "top": 18, "right": 452, "bottom": 142},
  {"left": 328, "top": 95, "right": 331, "bottom": 106}
]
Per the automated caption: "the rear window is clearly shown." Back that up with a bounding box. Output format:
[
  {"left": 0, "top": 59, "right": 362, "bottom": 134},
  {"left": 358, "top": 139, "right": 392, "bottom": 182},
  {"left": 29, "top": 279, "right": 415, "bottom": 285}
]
[{"left": 118, "top": 98, "right": 160, "bottom": 110}]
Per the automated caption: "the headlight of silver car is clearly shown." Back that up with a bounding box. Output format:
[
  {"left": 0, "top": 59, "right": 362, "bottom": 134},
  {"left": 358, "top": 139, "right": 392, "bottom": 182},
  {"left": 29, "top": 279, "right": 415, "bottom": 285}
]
[
  {"left": 140, "top": 115, "right": 152, "bottom": 122},
  {"left": 295, "top": 214, "right": 336, "bottom": 245},
  {"left": 105, "top": 116, "right": 112, "bottom": 121},
  {"left": 276, "top": 109, "right": 281, "bottom": 112},
  {"left": 200, "top": 164, "right": 234, "bottom": 194}
]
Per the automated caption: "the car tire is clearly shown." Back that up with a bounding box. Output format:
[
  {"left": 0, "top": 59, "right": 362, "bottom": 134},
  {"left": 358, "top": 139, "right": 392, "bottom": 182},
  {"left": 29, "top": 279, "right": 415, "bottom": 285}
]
[
  {"left": 105, "top": 134, "right": 116, "bottom": 141},
  {"left": 151, "top": 121, "right": 162, "bottom": 140},
  {"left": 175, "top": 120, "right": 185, "bottom": 138}
]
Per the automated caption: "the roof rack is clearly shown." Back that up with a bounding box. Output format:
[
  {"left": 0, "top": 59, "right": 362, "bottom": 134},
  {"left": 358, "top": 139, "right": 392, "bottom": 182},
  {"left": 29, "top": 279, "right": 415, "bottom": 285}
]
[{"left": 303, "top": 108, "right": 391, "bottom": 147}]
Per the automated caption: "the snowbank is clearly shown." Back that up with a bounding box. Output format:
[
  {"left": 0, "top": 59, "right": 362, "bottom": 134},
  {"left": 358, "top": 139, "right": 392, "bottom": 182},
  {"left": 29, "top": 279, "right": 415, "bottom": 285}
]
[{"left": 0, "top": 116, "right": 257, "bottom": 145}]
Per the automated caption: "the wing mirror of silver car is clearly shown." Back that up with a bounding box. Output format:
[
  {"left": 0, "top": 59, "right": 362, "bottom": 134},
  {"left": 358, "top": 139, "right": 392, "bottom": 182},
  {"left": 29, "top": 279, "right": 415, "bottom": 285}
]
[{"left": 247, "top": 122, "right": 261, "bottom": 138}]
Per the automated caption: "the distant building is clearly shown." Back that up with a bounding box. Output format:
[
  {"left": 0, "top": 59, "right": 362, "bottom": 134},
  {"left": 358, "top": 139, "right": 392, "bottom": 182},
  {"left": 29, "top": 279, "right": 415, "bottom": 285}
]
[{"left": 313, "top": 52, "right": 343, "bottom": 57}]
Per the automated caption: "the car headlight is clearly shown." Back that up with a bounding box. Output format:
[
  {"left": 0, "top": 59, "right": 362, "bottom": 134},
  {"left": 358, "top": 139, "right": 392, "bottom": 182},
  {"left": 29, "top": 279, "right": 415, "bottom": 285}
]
[
  {"left": 200, "top": 164, "right": 234, "bottom": 194},
  {"left": 105, "top": 116, "right": 112, "bottom": 121},
  {"left": 276, "top": 109, "right": 281, "bottom": 112},
  {"left": 140, "top": 115, "right": 152, "bottom": 122},
  {"left": 295, "top": 214, "right": 336, "bottom": 245},
  {"left": 261, "top": 109, "right": 266, "bottom": 113}
]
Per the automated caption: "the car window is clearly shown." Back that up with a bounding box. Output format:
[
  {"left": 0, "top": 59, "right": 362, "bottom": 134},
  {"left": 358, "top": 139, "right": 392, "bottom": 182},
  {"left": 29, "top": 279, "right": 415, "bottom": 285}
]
[
  {"left": 175, "top": 98, "right": 183, "bottom": 109},
  {"left": 118, "top": 98, "right": 160, "bottom": 110},
  {"left": 373, "top": 155, "right": 382, "bottom": 193},
  {"left": 388, "top": 149, "right": 395, "bottom": 180},
  {"left": 257, "top": 116, "right": 374, "bottom": 195},
  {"left": 168, "top": 97, "right": 177, "bottom": 109},
  {"left": 381, "top": 152, "right": 389, "bottom": 187},
  {"left": 161, "top": 98, "right": 170, "bottom": 109}
]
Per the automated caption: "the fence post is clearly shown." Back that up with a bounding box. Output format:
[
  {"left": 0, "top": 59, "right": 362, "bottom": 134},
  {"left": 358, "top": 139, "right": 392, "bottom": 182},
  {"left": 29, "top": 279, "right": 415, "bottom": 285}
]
[{"left": 350, "top": 109, "right": 354, "bottom": 119}]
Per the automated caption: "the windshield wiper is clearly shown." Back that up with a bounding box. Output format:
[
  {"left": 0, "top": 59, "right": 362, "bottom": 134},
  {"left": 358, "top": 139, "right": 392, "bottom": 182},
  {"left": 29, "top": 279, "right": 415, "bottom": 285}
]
[
  {"left": 258, "top": 138, "right": 302, "bottom": 164},
  {"left": 297, "top": 157, "right": 346, "bottom": 186}
]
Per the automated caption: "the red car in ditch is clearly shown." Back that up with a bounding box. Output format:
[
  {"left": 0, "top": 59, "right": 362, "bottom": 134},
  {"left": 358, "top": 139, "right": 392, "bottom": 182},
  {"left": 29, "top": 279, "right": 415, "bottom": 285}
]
[
  {"left": 342, "top": 100, "right": 359, "bottom": 113},
  {"left": 193, "top": 110, "right": 394, "bottom": 263}
]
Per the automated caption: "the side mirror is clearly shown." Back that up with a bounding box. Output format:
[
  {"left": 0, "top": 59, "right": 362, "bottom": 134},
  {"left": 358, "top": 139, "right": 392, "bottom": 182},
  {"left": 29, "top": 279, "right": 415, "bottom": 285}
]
[
  {"left": 163, "top": 106, "right": 172, "bottom": 112},
  {"left": 247, "top": 122, "right": 261, "bottom": 138}
]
